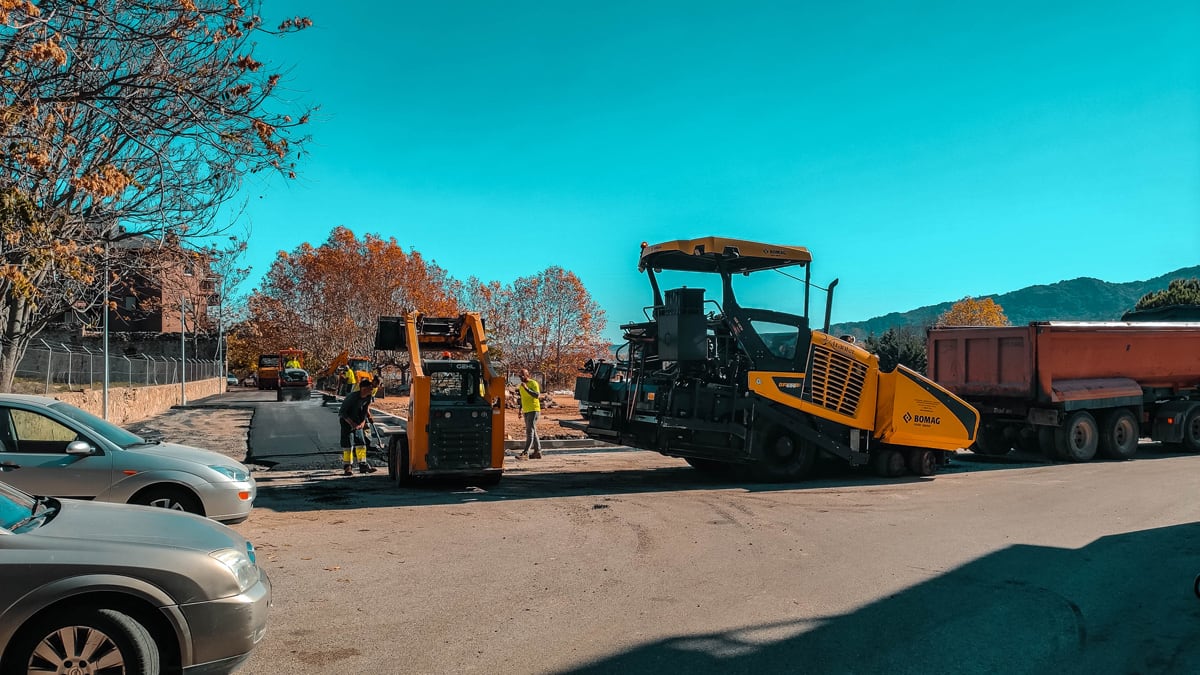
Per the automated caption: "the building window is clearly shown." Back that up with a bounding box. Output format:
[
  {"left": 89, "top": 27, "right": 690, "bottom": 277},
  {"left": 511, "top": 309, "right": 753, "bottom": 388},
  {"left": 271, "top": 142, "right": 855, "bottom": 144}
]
[{"left": 124, "top": 296, "right": 136, "bottom": 310}]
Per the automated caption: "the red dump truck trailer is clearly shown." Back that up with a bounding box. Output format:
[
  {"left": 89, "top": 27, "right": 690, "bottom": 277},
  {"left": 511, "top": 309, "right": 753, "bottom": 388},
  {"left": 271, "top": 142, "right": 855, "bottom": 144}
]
[{"left": 927, "top": 322, "right": 1200, "bottom": 461}]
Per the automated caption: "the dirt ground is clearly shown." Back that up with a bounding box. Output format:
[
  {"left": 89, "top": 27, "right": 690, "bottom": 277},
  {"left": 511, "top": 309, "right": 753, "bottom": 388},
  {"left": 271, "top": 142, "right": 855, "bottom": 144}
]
[{"left": 370, "top": 391, "right": 587, "bottom": 441}]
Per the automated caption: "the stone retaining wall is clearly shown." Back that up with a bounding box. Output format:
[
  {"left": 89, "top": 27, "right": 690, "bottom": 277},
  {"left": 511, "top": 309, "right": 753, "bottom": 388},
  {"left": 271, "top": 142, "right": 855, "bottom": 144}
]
[{"left": 53, "top": 378, "right": 224, "bottom": 426}]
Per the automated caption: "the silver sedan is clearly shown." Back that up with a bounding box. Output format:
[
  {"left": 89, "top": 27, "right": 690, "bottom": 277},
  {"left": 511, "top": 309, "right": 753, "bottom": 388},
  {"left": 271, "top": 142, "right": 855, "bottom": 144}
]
[
  {"left": 0, "top": 481, "right": 270, "bottom": 674},
  {"left": 0, "top": 394, "right": 255, "bottom": 523}
]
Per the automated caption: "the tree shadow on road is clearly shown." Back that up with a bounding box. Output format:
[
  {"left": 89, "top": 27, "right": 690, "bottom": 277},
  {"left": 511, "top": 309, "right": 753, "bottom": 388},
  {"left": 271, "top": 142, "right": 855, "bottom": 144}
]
[{"left": 558, "top": 521, "right": 1200, "bottom": 674}]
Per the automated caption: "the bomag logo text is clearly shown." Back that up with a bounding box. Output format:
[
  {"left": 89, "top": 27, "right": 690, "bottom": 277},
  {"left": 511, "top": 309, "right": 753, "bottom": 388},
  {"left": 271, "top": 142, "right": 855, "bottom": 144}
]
[{"left": 913, "top": 415, "right": 940, "bottom": 425}]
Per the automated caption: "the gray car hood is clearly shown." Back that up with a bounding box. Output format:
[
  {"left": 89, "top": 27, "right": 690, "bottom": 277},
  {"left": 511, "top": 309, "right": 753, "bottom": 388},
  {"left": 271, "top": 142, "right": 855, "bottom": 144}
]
[
  {"left": 124, "top": 441, "right": 246, "bottom": 471},
  {"left": 32, "top": 498, "right": 243, "bottom": 551}
]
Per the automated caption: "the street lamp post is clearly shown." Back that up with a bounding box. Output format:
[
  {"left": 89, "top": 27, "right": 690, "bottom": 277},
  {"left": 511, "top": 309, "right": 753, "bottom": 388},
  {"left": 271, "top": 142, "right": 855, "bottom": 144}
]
[
  {"left": 180, "top": 294, "right": 187, "bottom": 406},
  {"left": 102, "top": 241, "right": 109, "bottom": 420}
]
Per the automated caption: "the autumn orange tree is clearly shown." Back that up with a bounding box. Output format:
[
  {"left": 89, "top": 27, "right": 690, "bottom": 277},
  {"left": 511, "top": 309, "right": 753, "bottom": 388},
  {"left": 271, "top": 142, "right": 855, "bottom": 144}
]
[
  {"left": 466, "top": 267, "right": 608, "bottom": 386},
  {"left": 243, "top": 227, "right": 461, "bottom": 374},
  {"left": 936, "top": 297, "right": 1011, "bottom": 327},
  {"left": 0, "top": 1, "right": 312, "bottom": 390}
]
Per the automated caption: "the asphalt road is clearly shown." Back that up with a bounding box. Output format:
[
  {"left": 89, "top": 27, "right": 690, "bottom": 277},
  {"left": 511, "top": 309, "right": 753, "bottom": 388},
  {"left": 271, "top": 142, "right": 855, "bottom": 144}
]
[
  {"left": 217, "top": 388, "right": 402, "bottom": 470},
  {"left": 207, "top": 387, "right": 1200, "bottom": 675}
]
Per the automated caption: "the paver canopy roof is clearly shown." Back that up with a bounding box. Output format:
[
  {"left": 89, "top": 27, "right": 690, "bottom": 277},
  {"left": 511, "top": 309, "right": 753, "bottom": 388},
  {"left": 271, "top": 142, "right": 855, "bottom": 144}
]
[{"left": 639, "top": 236, "right": 811, "bottom": 274}]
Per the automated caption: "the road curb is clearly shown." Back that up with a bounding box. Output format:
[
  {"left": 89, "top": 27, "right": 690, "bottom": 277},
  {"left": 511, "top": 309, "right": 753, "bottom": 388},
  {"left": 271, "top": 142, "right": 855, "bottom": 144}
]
[{"left": 503, "top": 438, "right": 600, "bottom": 450}]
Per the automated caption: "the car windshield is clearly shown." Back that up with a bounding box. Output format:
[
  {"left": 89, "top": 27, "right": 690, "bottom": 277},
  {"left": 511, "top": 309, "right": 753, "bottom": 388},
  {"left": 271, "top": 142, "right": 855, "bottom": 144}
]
[
  {"left": 49, "top": 402, "right": 145, "bottom": 448},
  {"left": 0, "top": 481, "right": 36, "bottom": 531}
]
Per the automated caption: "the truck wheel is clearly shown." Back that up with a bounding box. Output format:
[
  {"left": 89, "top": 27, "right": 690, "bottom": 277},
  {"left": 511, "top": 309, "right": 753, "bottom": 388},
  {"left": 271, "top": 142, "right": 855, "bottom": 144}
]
[
  {"left": 1055, "top": 411, "right": 1098, "bottom": 462},
  {"left": 1182, "top": 407, "right": 1200, "bottom": 453},
  {"left": 1099, "top": 408, "right": 1139, "bottom": 460},
  {"left": 871, "top": 449, "right": 906, "bottom": 477},
  {"left": 1016, "top": 427, "right": 1041, "bottom": 453},
  {"left": 907, "top": 449, "right": 936, "bottom": 476},
  {"left": 1036, "top": 427, "right": 1059, "bottom": 460},
  {"left": 753, "top": 430, "right": 815, "bottom": 482},
  {"left": 973, "top": 426, "right": 1010, "bottom": 456}
]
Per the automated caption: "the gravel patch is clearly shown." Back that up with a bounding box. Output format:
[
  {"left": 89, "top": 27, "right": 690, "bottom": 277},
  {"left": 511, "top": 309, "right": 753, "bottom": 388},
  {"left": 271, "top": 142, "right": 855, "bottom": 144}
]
[{"left": 129, "top": 407, "right": 255, "bottom": 465}]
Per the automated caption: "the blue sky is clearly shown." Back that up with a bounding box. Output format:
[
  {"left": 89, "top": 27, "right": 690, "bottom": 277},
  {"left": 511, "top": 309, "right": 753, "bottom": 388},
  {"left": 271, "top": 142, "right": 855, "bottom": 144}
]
[{"left": 233, "top": 1, "right": 1200, "bottom": 339}]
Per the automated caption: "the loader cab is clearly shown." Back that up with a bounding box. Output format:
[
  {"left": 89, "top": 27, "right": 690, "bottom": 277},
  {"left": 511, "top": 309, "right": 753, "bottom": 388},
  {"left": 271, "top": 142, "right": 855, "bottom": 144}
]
[{"left": 423, "top": 359, "right": 487, "bottom": 405}]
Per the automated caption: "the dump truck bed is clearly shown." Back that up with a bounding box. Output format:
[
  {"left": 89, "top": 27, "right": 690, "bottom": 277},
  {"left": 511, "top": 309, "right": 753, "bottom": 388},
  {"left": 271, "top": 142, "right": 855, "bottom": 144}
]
[{"left": 928, "top": 322, "right": 1200, "bottom": 402}]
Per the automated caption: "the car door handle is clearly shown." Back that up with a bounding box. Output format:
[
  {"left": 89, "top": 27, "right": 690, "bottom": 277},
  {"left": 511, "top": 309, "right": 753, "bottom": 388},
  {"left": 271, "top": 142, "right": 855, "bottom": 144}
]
[{"left": 0, "top": 461, "right": 20, "bottom": 471}]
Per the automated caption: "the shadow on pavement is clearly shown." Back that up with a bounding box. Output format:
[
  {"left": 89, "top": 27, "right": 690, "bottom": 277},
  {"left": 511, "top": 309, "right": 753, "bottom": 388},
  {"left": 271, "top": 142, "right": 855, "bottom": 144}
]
[
  {"left": 559, "top": 522, "right": 1200, "bottom": 674},
  {"left": 250, "top": 440, "right": 1200, "bottom": 513}
]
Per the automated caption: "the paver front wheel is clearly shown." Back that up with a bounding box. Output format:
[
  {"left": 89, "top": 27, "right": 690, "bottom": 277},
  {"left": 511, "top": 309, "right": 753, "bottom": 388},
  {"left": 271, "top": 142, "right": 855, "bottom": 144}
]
[{"left": 4, "top": 608, "right": 159, "bottom": 675}]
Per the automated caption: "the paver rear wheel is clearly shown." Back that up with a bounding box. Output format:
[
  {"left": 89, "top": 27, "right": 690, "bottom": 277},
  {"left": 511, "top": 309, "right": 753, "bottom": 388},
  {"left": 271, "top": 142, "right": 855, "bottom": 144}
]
[
  {"left": 907, "top": 449, "right": 937, "bottom": 476},
  {"left": 4, "top": 608, "right": 159, "bottom": 675},
  {"left": 871, "top": 449, "right": 906, "bottom": 477}
]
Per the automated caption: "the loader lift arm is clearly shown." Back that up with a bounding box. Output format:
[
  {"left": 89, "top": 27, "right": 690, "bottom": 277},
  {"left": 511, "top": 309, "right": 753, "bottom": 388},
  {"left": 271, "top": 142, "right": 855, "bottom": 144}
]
[{"left": 375, "top": 312, "right": 506, "bottom": 485}]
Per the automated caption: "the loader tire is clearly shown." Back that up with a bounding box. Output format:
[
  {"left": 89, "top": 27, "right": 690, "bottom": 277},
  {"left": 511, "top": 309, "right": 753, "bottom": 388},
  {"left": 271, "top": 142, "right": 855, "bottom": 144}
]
[
  {"left": 392, "top": 435, "right": 410, "bottom": 486},
  {"left": 387, "top": 438, "right": 399, "bottom": 482}
]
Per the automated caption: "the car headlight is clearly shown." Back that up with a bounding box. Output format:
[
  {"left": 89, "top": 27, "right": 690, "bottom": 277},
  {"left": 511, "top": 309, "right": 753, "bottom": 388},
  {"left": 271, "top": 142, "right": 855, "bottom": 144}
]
[
  {"left": 211, "top": 546, "right": 260, "bottom": 593},
  {"left": 209, "top": 465, "right": 249, "bottom": 481}
]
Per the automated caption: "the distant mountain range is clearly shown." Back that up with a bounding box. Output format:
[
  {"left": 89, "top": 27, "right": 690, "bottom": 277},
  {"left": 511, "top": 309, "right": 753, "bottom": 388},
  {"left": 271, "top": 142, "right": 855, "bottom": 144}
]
[{"left": 829, "top": 265, "right": 1200, "bottom": 338}]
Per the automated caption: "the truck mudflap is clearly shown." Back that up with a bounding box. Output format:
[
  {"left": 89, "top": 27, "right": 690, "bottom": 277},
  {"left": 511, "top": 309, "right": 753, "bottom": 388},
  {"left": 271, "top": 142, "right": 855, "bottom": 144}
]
[{"left": 875, "top": 365, "right": 979, "bottom": 451}]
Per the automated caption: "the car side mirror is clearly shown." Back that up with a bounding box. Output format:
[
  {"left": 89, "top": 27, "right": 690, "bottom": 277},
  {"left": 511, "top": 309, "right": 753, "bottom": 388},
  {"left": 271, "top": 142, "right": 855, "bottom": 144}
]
[{"left": 66, "top": 440, "right": 96, "bottom": 456}]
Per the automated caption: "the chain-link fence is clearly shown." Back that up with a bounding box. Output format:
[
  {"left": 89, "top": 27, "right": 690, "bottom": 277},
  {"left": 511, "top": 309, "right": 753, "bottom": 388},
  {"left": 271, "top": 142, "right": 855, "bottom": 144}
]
[{"left": 9, "top": 340, "right": 222, "bottom": 395}]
